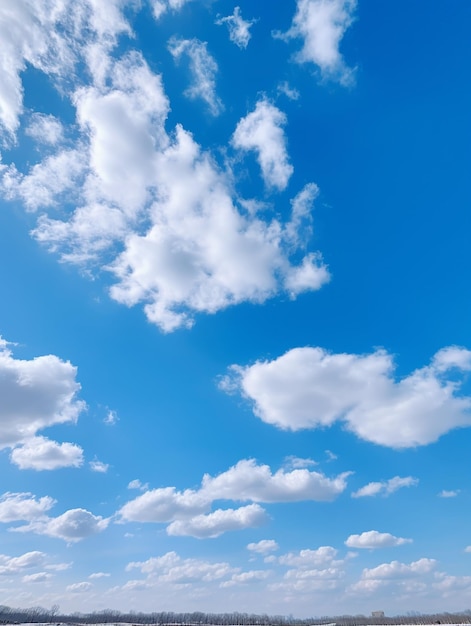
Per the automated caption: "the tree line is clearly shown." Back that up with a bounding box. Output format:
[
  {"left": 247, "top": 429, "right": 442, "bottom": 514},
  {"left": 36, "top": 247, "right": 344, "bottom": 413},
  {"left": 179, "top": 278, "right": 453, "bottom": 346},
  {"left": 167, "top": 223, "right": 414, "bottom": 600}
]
[{"left": 0, "top": 606, "right": 470, "bottom": 626}]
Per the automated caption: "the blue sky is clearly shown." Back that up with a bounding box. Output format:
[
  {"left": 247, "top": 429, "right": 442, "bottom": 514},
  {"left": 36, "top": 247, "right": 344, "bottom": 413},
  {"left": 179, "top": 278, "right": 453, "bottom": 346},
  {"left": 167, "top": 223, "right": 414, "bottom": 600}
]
[{"left": 0, "top": 0, "right": 470, "bottom": 617}]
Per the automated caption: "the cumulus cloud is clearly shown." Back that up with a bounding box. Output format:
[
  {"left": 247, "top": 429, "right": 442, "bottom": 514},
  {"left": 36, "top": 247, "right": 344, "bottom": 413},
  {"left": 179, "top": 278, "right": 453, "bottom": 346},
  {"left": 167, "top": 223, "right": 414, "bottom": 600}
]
[
  {"left": 119, "top": 459, "right": 348, "bottom": 537},
  {"left": 127, "top": 551, "right": 236, "bottom": 583},
  {"left": 216, "top": 7, "right": 256, "bottom": 49},
  {"left": 200, "top": 459, "right": 350, "bottom": 503},
  {"left": 232, "top": 100, "right": 293, "bottom": 191},
  {"left": 167, "top": 504, "right": 268, "bottom": 538},
  {"left": 22, "top": 571, "right": 52, "bottom": 583},
  {"left": 12, "top": 508, "right": 109, "bottom": 542},
  {"left": 0, "top": 550, "right": 46, "bottom": 574},
  {"left": 247, "top": 539, "right": 279, "bottom": 554},
  {"left": 345, "top": 531, "right": 412, "bottom": 549},
  {"left": 2, "top": 40, "right": 329, "bottom": 331},
  {"left": 278, "top": 546, "right": 339, "bottom": 569},
  {"left": 352, "top": 476, "right": 418, "bottom": 498},
  {"left": 362, "top": 558, "right": 436, "bottom": 580},
  {"left": 0, "top": 338, "right": 85, "bottom": 450},
  {"left": 277, "top": 0, "right": 357, "bottom": 85},
  {"left": 119, "top": 486, "right": 210, "bottom": 523},
  {"left": 168, "top": 38, "right": 222, "bottom": 115},
  {"left": 221, "top": 570, "right": 269, "bottom": 587},
  {"left": 222, "top": 346, "right": 471, "bottom": 448},
  {"left": 10, "top": 436, "right": 83, "bottom": 470},
  {"left": 0, "top": 492, "right": 55, "bottom": 522}
]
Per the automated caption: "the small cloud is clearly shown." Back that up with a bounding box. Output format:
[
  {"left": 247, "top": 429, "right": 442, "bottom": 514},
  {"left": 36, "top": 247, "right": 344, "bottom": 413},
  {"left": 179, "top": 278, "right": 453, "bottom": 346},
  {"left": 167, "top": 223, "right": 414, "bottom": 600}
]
[
  {"left": 104, "top": 409, "right": 118, "bottom": 425},
  {"left": 247, "top": 539, "right": 279, "bottom": 554},
  {"left": 66, "top": 581, "right": 92, "bottom": 592},
  {"left": 277, "top": 81, "right": 300, "bottom": 101},
  {"left": 352, "top": 476, "right": 418, "bottom": 498},
  {"left": 283, "top": 456, "right": 317, "bottom": 469},
  {"left": 465, "top": 546, "right": 471, "bottom": 553},
  {"left": 325, "top": 449, "right": 337, "bottom": 461},
  {"left": 438, "top": 489, "right": 460, "bottom": 498},
  {"left": 216, "top": 7, "right": 257, "bottom": 49},
  {"left": 89, "top": 460, "right": 109, "bottom": 473},
  {"left": 10, "top": 437, "right": 83, "bottom": 471},
  {"left": 345, "top": 530, "right": 412, "bottom": 549},
  {"left": 89, "top": 571, "right": 110, "bottom": 579},
  {"left": 127, "top": 479, "right": 149, "bottom": 491}
]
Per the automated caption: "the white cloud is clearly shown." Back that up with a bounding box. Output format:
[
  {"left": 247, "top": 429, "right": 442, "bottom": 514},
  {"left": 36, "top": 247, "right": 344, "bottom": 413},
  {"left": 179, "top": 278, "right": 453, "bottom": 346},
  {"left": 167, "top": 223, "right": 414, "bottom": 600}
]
[
  {"left": 127, "top": 551, "right": 236, "bottom": 584},
  {"left": 66, "top": 581, "right": 93, "bottom": 592},
  {"left": 0, "top": 0, "right": 133, "bottom": 142},
  {"left": 22, "top": 571, "right": 52, "bottom": 583},
  {"left": 200, "top": 459, "right": 350, "bottom": 503},
  {"left": 89, "top": 460, "right": 109, "bottom": 473},
  {"left": 89, "top": 571, "right": 110, "bottom": 579},
  {"left": 3, "top": 43, "right": 329, "bottom": 331},
  {"left": 247, "top": 539, "right": 279, "bottom": 554},
  {"left": 168, "top": 38, "right": 223, "bottom": 115},
  {"left": 232, "top": 100, "right": 293, "bottom": 191},
  {"left": 119, "top": 486, "right": 209, "bottom": 523},
  {"left": 361, "top": 558, "right": 436, "bottom": 580},
  {"left": 216, "top": 7, "right": 256, "bottom": 49},
  {"left": 221, "top": 570, "right": 269, "bottom": 587},
  {"left": 438, "top": 489, "right": 460, "bottom": 498},
  {"left": 2, "top": 148, "right": 86, "bottom": 212},
  {"left": 12, "top": 508, "right": 109, "bottom": 542},
  {"left": 104, "top": 409, "right": 119, "bottom": 425},
  {"left": 152, "top": 0, "right": 193, "bottom": 20},
  {"left": 352, "top": 476, "right": 418, "bottom": 498},
  {"left": 108, "top": 126, "right": 328, "bottom": 331},
  {"left": 167, "top": 504, "right": 267, "bottom": 538},
  {"left": 128, "top": 479, "right": 149, "bottom": 491},
  {"left": 277, "top": 0, "right": 357, "bottom": 85},
  {"left": 0, "top": 550, "right": 46, "bottom": 574},
  {"left": 119, "top": 459, "right": 347, "bottom": 538},
  {"left": 0, "top": 492, "right": 55, "bottom": 522},
  {"left": 0, "top": 338, "right": 85, "bottom": 450},
  {"left": 277, "top": 81, "right": 300, "bottom": 101},
  {"left": 26, "top": 113, "right": 64, "bottom": 145},
  {"left": 345, "top": 531, "right": 412, "bottom": 549},
  {"left": 10, "top": 436, "right": 83, "bottom": 470},
  {"left": 223, "top": 346, "right": 471, "bottom": 448},
  {"left": 278, "top": 546, "right": 339, "bottom": 569}
]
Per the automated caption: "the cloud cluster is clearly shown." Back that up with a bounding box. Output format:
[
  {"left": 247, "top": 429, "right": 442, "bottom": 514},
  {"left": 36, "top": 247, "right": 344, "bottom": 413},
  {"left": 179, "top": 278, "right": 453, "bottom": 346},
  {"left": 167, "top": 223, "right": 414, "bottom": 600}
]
[
  {"left": 119, "top": 459, "right": 349, "bottom": 537},
  {"left": 12, "top": 507, "right": 109, "bottom": 542},
  {"left": 222, "top": 346, "right": 471, "bottom": 448},
  {"left": 1, "top": 2, "right": 332, "bottom": 333}
]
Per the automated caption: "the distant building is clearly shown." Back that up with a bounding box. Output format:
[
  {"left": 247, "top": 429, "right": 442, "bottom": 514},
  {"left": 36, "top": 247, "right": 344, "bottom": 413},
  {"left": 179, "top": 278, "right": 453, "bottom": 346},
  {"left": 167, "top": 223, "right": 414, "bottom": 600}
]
[{"left": 371, "top": 611, "right": 385, "bottom": 618}]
